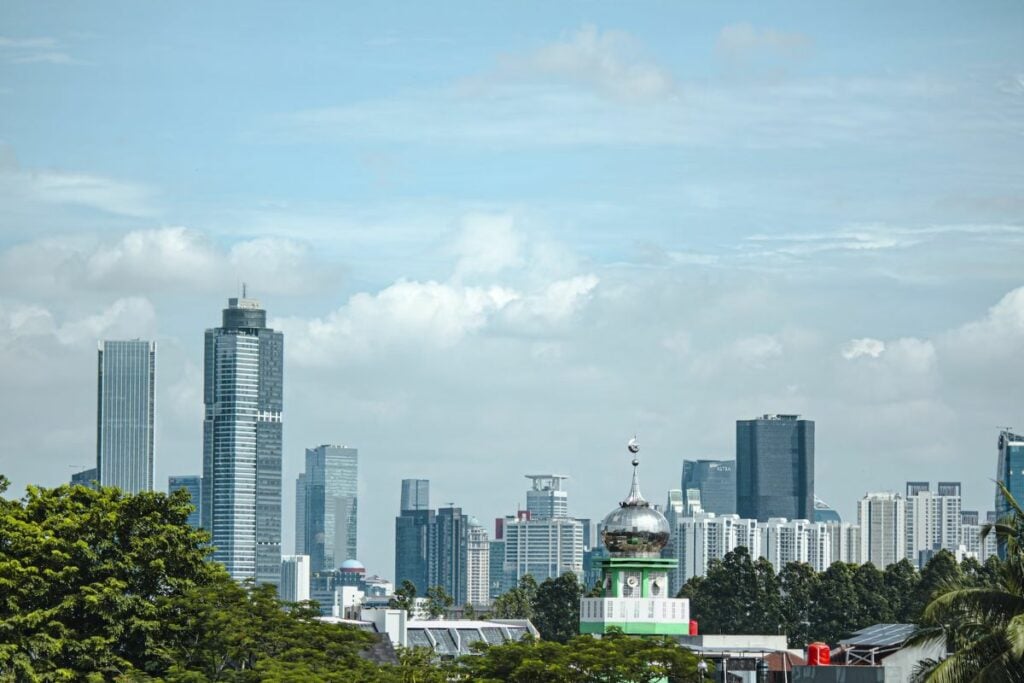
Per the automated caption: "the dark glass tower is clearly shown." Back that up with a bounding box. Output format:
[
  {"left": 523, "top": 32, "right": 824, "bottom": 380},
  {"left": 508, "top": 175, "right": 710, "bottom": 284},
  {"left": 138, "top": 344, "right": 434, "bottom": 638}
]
[
  {"left": 401, "top": 479, "right": 430, "bottom": 512},
  {"left": 736, "top": 414, "right": 814, "bottom": 522},
  {"left": 434, "top": 506, "right": 468, "bottom": 605},
  {"left": 298, "top": 445, "right": 359, "bottom": 572},
  {"left": 997, "top": 431, "right": 1024, "bottom": 558},
  {"left": 202, "top": 296, "right": 283, "bottom": 585},
  {"left": 394, "top": 507, "right": 435, "bottom": 594},
  {"left": 168, "top": 475, "right": 202, "bottom": 529},
  {"left": 680, "top": 459, "right": 736, "bottom": 515}
]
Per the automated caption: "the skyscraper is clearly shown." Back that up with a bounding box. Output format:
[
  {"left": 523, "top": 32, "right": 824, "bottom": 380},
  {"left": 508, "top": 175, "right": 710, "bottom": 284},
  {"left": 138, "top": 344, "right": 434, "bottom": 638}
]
[
  {"left": 168, "top": 475, "right": 202, "bottom": 529},
  {"left": 435, "top": 506, "right": 468, "bottom": 605},
  {"left": 997, "top": 431, "right": 1024, "bottom": 521},
  {"left": 466, "top": 518, "right": 490, "bottom": 607},
  {"left": 297, "top": 445, "right": 359, "bottom": 572},
  {"left": 857, "top": 492, "right": 906, "bottom": 568},
  {"left": 525, "top": 474, "right": 569, "bottom": 518},
  {"left": 295, "top": 473, "right": 306, "bottom": 555},
  {"left": 70, "top": 467, "right": 97, "bottom": 488},
  {"left": 202, "top": 295, "right": 283, "bottom": 584},
  {"left": 736, "top": 414, "right": 814, "bottom": 522},
  {"left": 395, "top": 501, "right": 435, "bottom": 594},
  {"left": 401, "top": 479, "right": 430, "bottom": 512},
  {"left": 681, "top": 460, "right": 736, "bottom": 515},
  {"left": 96, "top": 340, "right": 156, "bottom": 493}
]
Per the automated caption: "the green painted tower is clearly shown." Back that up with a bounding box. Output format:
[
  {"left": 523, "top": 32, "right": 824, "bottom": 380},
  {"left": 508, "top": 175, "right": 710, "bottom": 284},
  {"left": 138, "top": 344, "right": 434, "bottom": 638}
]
[{"left": 579, "top": 438, "right": 691, "bottom": 636}]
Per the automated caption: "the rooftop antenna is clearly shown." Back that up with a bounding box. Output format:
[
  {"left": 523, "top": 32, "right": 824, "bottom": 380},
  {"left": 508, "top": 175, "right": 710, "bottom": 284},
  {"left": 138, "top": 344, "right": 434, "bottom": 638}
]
[{"left": 242, "top": 282, "right": 247, "bottom": 298}]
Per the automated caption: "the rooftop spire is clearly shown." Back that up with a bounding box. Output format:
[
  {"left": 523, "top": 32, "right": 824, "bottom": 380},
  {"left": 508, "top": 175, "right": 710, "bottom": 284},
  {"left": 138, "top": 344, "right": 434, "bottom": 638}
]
[{"left": 621, "top": 435, "right": 649, "bottom": 508}]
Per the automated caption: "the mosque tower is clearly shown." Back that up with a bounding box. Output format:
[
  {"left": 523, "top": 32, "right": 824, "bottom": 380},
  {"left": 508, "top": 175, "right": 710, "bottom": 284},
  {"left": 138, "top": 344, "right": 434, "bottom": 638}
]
[{"left": 579, "top": 438, "right": 691, "bottom": 636}]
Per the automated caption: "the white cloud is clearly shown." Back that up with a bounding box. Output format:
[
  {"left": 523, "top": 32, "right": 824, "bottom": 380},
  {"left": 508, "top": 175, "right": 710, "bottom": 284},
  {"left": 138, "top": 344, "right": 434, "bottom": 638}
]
[
  {"left": 0, "top": 227, "right": 332, "bottom": 296},
  {"left": 0, "top": 36, "right": 77, "bottom": 65},
  {"left": 842, "top": 337, "right": 885, "bottom": 359},
  {"left": 717, "top": 23, "right": 812, "bottom": 58},
  {"left": 496, "top": 24, "right": 676, "bottom": 100},
  {"left": 452, "top": 213, "right": 524, "bottom": 281},
  {"left": 0, "top": 163, "right": 157, "bottom": 217}
]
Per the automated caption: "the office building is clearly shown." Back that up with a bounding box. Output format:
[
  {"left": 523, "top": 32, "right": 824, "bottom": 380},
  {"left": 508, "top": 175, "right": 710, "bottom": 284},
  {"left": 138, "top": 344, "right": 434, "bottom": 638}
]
[
  {"left": 813, "top": 497, "right": 842, "bottom": 524},
  {"left": 280, "top": 555, "right": 311, "bottom": 603},
  {"left": 997, "top": 431, "right": 1024, "bottom": 557},
  {"left": 394, "top": 502, "right": 435, "bottom": 594},
  {"left": 70, "top": 467, "right": 97, "bottom": 488},
  {"left": 681, "top": 460, "right": 736, "bottom": 515},
  {"left": 465, "top": 518, "right": 490, "bottom": 607},
  {"left": 297, "top": 445, "right": 359, "bottom": 572},
  {"left": 525, "top": 474, "right": 569, "bottom": 519},
  {"left": 857, "top": 492, "right": 906, "bottom": 568},
  {"left": 736, "top": 415, "right": 814, "bottom": 522},
  {"left": 96, "top": 340, "right": 156, "bottom": 493},
  {"left": 434, "top": 506, "right": 468, "bottom": 605},
  {"left": 905, "top": 481, "right": 962, "bottom": 568},
  {"left": 401, "top": 479, "right": 430, "bottom": 512},
  {"left": 202, "top": 295, "right": 284, "bottom": 584},
  {"left": 501, "top": 477, "right": 584, "bottom": 586},
  {"left": 295, "top": 473, "right": 306, "bottom": 555},
  {"left": 489, "top": 538, "right": 506, "bottom": 599},
  {"left": 168, "top": 475, "right": 202, "bottom": 529}
]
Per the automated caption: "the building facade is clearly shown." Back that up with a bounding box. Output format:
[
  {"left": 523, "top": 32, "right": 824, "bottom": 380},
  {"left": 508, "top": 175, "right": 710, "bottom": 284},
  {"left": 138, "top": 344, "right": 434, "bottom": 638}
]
[
  {"left": 434, "top": 506, "right": 468, "bottom": 605},
  {"left": 280, "top": 555, "right": 311, "bottom": 603},
  {"left": 525, "top": 474, "right": 570, "bottom": 518},
  {"left": 394, "top": 505, "right": 435, "bottom": 595},
  {"left": 501, "top": 476, "right": 584, "bottom": 587},
  {"left": 736, "top": 415, "right": 814, "bottom": 522},
  {"left": 905, "top": 481, "right": 962, "bottom": 568},
  {"left": 681, "top": 460, "right": 736, "bottom": 515},
  {"left": 997, "top": 431, "right": 1024, "bottom": 554},
  {"left": 71, "top": 467, "right": 98, "bottom": 488},
  {"left": 96, "top": 340, "right": 156, "bottom": 493},
  {"left": 465, "top": 518, "right": 490, "bottom": 607},
  {"left": 401, "top": 479, "right": 430, "bottom": 512},
  {"left": 168, "top": 475, "right": 202, "bottom": 529},
  {"left": 858, "top": 492, "right": 906, "bottom": 568},
  {"left": 202, "top": 296, "right": 283, "bottom": 584},
  {"left": 297, "top": 445, "right": 359, "bottom": 572}
]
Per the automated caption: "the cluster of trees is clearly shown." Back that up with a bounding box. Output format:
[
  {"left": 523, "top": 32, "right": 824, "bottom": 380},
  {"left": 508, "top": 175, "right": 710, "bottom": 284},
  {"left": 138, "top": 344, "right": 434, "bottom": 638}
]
[
  {"left": 0, "top": 476, "right": 698, "bottom": 682},
  {"left": 678, "top": 545, "right": 1000, "bottom": 648}
]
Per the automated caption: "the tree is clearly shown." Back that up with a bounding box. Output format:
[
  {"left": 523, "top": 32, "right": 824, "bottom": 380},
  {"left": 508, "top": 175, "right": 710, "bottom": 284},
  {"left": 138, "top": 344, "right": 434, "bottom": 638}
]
[
  {"left": 779, "top": 562, "right": 819, "bottom": 648},
  {"left": 462, "top": 603, "right": 476, "bottom": 620},
  {"left": 853, "top": 562, "right": 894, "bottom": 627},
  {"left": 884, "top": 559, "right": 921, "bottom": 623},
  {"left": 910, "top": 483, "right": 1024, "bottom": 681},
  {"left": 678, "top": 547, "right": 782, "bottom": 635},
  {"left": 491, "top": 575, "right": 537, "bottom": 620},
  {"left": 424, "top": 586, "right": 453, "bottom": 619},
  {"left": 531, "top": 573, "right": 584, "bottom": 643},
  {"left": 907, "top": 550, "right": 962, "bottom": 623},
  {"left": 810, "top": 562, "right": 859, "bottom": 644},
  {"left": 388, "top": 580, "right": 418, "bottom": 614}
]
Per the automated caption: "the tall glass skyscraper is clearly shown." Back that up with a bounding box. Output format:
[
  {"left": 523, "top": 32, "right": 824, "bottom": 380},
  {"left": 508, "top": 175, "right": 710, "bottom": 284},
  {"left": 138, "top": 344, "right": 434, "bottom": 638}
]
[
  {"left": 202, "top": 296, "right": 283, "bottom": 584},
  {"left": 96, "top": 340, "right": 156, "bottom": 493},
  {"left": 400, "top": 479, "right": 430, "bottom": 512},
  {"left": 997, "top": 430, "right": 1024, "bottom": 558},
  {"left": 681, "top": 460, "right": 736, "bottom": 515},
  {"left": 297, "top": 445, "right": 359, "bottom": 572},
  {"left": 395, "top": 505, "right": 435, "bottom": 594},
  {"left": 736, "top": 414, "right": 814, "bottom": 522},
  {"left": 168, "top": 475, "right": 202, "bottom": 529}
]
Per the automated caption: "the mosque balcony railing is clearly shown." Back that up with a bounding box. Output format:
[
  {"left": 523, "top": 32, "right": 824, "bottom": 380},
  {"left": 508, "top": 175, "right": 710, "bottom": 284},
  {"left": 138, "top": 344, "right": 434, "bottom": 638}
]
[{"left": 579, "top": 597, "right": 690, "bottom": 625}]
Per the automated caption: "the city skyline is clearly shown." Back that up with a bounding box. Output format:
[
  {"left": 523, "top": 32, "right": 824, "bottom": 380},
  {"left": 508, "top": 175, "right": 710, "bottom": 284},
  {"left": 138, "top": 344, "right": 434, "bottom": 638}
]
[{"left": 2, "top": 2, "right": 1022, "bottom": 580}]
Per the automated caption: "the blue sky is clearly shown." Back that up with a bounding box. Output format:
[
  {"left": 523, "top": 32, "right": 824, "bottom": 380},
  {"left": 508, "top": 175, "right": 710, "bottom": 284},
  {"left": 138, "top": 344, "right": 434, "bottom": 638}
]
[{"left": 1, "top": 1, "right": 1023, "bottom": 576}]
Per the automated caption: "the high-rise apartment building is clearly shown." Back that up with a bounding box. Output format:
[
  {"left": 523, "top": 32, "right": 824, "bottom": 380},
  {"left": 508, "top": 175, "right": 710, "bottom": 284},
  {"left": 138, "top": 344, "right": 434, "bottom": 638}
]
[
  {"left": 168, "top": 475, "right": 202, "bottom": 529},
  {"left": 297, "top": 445, "right": 359, "bottom": 572},
  {"left": 857, "top": 492, "right": 906, "bottom": 568},
  {"left": 401, "top": 479, "right": 430, "bottom": 512},
  {"left": 681, "top": 460, "right": 736, "bottom": 515},
  {"left": 758, "top": 518, "right": 812, "bottom": 572},
  {"left": 525, "top": 475, "right": 569, "bottom": 518},
  {"left": 96, "top": 340, "right": 156, "bottom": 493},
  {"left": 736, "top": 415, "right": 814, "bottom": 522},
  {"left": 280, "top": 555, "right": 311, "bottom": 603},
  {"left": 295, "top": 473, "right": 306, "bottom": 555},
  {"left": 202, "top": 296, "right": 283, "bottom": 584},
  {"left": 905, "top": 481, "right": 962, "bottom": 568},
  {"left": 465, "top": 518, "right": 490, "bottom": 607}
]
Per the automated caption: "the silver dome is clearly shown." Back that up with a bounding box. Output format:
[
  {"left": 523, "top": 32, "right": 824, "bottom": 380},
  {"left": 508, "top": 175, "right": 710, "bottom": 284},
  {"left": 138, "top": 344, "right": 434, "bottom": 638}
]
[
  {"left": 600, "top": 437, "right": 670, "bottom": 557},
  {"left": 601, "top": 504, "right": 670, "bottom": 557}
]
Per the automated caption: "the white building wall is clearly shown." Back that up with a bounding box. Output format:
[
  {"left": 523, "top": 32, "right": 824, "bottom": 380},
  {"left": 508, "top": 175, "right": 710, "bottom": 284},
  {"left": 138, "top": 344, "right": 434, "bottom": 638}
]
[{"left": 280, "top": 554, "right": 310, "bottom": 602}]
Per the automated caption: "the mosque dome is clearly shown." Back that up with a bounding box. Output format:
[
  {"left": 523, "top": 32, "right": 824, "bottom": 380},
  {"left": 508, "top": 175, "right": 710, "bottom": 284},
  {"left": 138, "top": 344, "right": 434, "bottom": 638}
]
[
  {"left": 339, "top": 559, "right": 366, "bottom": 572},
  {"left": 600, "top": 438, "right": 670, "bottom": 557}
]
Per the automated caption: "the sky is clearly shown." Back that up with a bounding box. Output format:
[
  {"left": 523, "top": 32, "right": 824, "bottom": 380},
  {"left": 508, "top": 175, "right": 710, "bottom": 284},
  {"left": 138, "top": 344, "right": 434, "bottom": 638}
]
[{"left": 1, "top": 1, "right": 1022, "bottom": 578}]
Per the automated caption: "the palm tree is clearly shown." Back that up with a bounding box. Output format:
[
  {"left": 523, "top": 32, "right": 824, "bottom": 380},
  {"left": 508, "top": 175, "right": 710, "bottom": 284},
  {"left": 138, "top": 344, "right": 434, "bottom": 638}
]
[{"left": 911, "top": 482, "right": 1024, "bottom": 682}]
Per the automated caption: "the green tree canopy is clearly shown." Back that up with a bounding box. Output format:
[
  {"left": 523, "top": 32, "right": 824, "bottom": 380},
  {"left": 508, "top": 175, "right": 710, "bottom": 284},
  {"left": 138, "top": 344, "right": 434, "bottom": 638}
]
[{"left": 530, "top": 573, "right": 584, "bottom": 644}]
